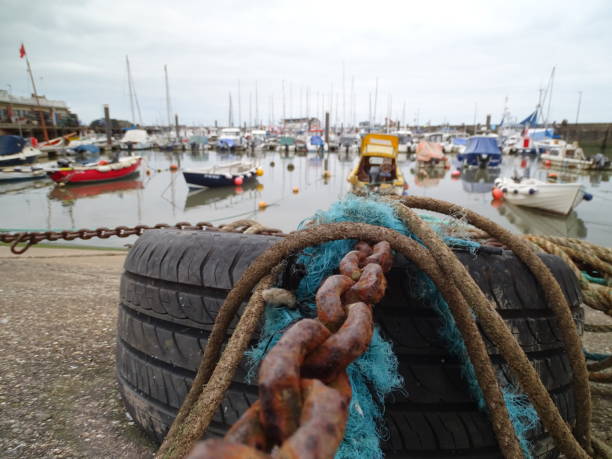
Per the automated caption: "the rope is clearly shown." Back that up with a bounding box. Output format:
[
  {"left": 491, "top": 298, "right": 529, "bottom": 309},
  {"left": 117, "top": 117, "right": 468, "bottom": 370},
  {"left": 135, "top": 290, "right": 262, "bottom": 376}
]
[
  {"left": 394, "top": 195, "right": 593, "bottom": 453},
  {"left": 156, "top": 215, "right": 598, "bottom": 458}
]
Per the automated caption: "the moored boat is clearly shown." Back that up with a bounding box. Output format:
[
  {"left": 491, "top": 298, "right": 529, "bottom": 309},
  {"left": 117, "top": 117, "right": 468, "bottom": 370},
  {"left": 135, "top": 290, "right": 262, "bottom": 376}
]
[
  {"left": 48, "top": 156, "right": 142, "bottom": 184},
  {"left": 493, "top": 176, "right": 592, "bottom": 215},
  {"left": 458, "top": 136, "right": 502, "bottom": 168},
  {"left": 182, "top": 160, "right": 260, "bottom": 189},
  {"left": 0, "top": 165, "right": 48, "bottom": 182},
  {"left": 347, "top": 133, "right": 405, "bottom": 193},
  {"left": 0, "top": 135, "right": 41, "bottom": 166},
  {"left": 415, "top": 141, "right": 448, "bottom": 167},
  {"left": 540, "top": 142, "right": 611, "bottom": 171},
  {"left": 120, "top": 129, "right": 152, "bottom": 150}
]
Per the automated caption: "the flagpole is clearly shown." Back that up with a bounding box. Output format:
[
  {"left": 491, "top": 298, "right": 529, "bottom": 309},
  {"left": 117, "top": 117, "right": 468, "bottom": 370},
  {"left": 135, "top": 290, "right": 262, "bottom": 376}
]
[{"left": 22, "top": 46, "right": 49, "bottom": 141}]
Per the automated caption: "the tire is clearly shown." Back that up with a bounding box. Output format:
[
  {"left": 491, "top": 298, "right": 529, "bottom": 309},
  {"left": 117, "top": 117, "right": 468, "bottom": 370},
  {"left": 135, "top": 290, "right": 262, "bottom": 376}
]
[{"left": 116, "top": 230, "right": 582, "bottom": 458}]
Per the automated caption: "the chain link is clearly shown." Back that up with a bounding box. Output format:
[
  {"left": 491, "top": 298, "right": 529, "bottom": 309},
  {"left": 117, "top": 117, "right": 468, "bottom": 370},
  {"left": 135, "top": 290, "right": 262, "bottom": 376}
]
[
  {"left": 187, "top": 240, "right": 393, "bottom": 458},
  {"left": 1, "top": 219, "right": 286, "bottom": 255}
]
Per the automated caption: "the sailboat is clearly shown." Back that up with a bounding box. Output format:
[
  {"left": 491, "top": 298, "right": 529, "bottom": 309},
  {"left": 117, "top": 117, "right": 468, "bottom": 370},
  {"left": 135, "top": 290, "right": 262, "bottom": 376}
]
[{"left": 120, "top": 56, "right": 152, "bottom": 150}]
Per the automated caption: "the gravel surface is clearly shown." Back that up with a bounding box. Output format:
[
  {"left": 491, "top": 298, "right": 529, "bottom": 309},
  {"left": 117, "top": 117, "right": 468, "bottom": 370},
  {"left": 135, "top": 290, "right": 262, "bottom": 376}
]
[
  {"left": 0, "top": 247, "right": 155, "bottom": 458},
  {"left": 0, "top": 246, "right": 609, "bottom": 457}
]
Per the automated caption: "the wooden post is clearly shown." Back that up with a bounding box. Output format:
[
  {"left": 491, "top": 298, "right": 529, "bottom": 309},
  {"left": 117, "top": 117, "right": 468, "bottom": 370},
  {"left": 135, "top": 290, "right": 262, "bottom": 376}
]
[
  {"left": 175, "top": 114, "right": 180, "bottom": 139},
  {"left": 601, "top": 125, "right": 610, "bottom": 153},
  {"left": 324, "top": 111, "right": 330, "bottom": 145},
  {"left": 104, "top": 104, "right": 112, "bottom": 151}
]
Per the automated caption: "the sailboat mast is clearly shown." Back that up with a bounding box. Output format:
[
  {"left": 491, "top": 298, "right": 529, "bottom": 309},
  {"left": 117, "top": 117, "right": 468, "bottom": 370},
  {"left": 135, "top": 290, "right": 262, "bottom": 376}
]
[
  {"left": 373, "top": 77, "right": 378, "bottom": 128},
  {"left": 238, "top": 79, "right": 242, "bottom": 129},
  {"left": 23, "top": 50, "right": 49, "bottom": 141},
  {"left": 164, "top": 65, "right": 172, "bottom": 139},
  {"left": 126, "top": 56, "right": 136, "bottom": 125},
  {"left": 255, "top": 81, "right": 259, "bottom": 128},
  {"left": 545, "top": 66, "right": 555, "bottom": 128}
]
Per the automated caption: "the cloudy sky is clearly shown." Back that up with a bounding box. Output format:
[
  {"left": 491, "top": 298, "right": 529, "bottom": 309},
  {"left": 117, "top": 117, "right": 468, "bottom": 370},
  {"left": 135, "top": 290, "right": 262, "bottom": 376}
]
[{"left": 1, "top": 0, "right": 610, "bottom": 126}]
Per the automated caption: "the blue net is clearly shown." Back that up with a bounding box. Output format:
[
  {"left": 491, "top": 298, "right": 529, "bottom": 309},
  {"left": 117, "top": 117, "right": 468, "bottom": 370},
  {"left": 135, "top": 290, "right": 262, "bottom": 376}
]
[{"left": 246, "top": 195, "right": 538, "bottom": 458}]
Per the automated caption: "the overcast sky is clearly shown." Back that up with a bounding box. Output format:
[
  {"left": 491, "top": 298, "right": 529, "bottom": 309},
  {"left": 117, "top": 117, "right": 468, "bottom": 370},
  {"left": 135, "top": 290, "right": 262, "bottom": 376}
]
[{"left": 2, "top": 0, "right": 610, "bottom": 126}]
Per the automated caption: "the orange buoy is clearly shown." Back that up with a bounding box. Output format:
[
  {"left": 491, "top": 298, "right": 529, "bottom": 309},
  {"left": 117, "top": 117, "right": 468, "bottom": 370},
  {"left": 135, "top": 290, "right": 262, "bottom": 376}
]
[
  {"left": 98, "top": 160, "right": 109, "bottom": 166},
  {"left": 322, "top": 170, "right": 331, "bottom": 179},
  {"left": 292, "top": 187, "right": 299, "bottom": 194},
  {"left": 169, "top": 164, "right": 178, "bottom": 172},
  {"left": 256, "top": 168, "right": 264, "bottom": 176},
  {"left": 491, "top": 187, "right": 504, "bottom": 200},
  {"left": 258, "top": 201, "right": 268, "bottom": 210},
  {"left": 548, "top": 172, "right": 558, "bottom": 180},
  {"left": 234, "top": 176, "right": 244, "bottom": 186},
  {"left": 544, "top": 159, "right": 552, "bottom": 168},
  {"left": 146, "top": 169, "right": 152, "bottom": 176},
  {"left": 256, "top": 183, "right": 264, "bottom": 192},
  {"left": 451, "top": 170, "right": 461, "bottom": 179}
]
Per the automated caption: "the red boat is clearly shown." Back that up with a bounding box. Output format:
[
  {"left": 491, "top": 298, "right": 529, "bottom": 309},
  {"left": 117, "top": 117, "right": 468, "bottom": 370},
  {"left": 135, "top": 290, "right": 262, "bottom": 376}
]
[{"left": 48, "top": 156, "right": 142, "bottom": 184}]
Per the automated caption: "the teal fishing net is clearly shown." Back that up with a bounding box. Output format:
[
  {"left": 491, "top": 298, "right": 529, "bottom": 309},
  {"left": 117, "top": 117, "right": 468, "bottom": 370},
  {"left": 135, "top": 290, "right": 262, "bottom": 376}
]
[{"left": 246, "top": 195, "right": 538, "bottom": 458}]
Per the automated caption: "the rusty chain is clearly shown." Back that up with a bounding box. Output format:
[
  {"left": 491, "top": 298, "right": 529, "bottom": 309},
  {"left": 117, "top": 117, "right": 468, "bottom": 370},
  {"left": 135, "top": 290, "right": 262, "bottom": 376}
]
[
  {"left": 186, "top": 240, "right": 393, "bottom": 459},
  {"left": 0, "top": 219, "right": 286, "bottom": 255}
]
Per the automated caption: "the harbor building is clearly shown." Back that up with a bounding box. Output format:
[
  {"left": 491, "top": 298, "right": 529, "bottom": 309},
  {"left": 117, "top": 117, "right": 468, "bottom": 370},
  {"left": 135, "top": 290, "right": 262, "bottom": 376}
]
[{"left": 0, "top": 90, "right": 80, "bottom": 138}]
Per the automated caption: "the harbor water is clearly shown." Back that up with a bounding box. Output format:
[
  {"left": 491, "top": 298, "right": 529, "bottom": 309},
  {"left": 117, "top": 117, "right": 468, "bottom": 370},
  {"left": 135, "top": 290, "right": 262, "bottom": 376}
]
[{"left": 1, "top": 148, "right": 611, "bottom": 248}]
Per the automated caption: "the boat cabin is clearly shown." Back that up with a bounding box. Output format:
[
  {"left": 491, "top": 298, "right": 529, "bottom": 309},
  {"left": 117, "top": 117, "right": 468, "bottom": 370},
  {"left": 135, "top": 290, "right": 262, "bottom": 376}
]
[{"left": 347, "top": 134, "right": 405, "bottom": 191}]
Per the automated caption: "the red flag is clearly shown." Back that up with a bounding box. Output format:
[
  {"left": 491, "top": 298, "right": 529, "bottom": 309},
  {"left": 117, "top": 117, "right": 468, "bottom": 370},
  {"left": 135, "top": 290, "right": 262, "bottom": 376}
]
[{"left": 19, "top": 43, "right": 26, "bottom": 58}]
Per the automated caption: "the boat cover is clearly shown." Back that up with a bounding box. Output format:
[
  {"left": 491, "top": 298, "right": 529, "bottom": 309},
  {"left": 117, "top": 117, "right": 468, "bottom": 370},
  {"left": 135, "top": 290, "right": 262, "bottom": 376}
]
[
  {"left": 452, "top": 137, "right": 467, "bottom": 145},
  {"left": 416, "top": 141, "right": 445, "bottom": 162},
  {"left": 73, "top": 144, "right": 101, "bottom": 154},
  {"left": 462, "top": 137, "right": 501, "bottom": 157},
  {"left": 280, "top": 136, "right": 295, "bottom": 146},
  {"left": 121, "top": 129, "right": 149, "bottom": 143},
  {"left": 0, "top": 135, "right": 26, "bottom": 156},
  {"left": 310, "top": 135, "right": 324, "bottom": 146}
]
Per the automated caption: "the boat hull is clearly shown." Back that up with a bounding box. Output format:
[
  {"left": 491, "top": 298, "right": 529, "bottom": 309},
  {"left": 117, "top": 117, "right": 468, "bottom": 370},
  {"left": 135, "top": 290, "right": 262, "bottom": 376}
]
[
  {"left": 0, "top": 147, "right": 41, "bottom": 167},
  {"left": 48, "top": 157, "right": 142, "bottom": 184},
  {"left": 496, "top": 179, "right": 584, "bottom": 215},
  {"left": 183, "top": 170, "right": 257, "bottom": 189}
]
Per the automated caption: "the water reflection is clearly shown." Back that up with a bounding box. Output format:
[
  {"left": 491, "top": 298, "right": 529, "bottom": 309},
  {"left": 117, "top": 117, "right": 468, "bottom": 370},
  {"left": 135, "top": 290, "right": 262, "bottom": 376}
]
[
  {"left": 461, "top": 168, "right": 501, "bottom": 193},
  {"left": 497, "top": 202, "right": 587, "bottom": 238},
  {"left": 48, "top": 178, "right": 144, "bottom": 202},
  {"left": 184, "top": 182, "right": 259, "bottom": 209},
  {"left": 411, "top": 165, "right": 448, "bottom": 188}
]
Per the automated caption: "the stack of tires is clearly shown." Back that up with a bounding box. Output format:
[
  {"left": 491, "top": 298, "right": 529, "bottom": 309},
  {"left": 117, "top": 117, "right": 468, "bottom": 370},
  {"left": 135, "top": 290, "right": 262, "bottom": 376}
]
[{"left": 116, "top": 230, "right": 583, "bottom": 458}]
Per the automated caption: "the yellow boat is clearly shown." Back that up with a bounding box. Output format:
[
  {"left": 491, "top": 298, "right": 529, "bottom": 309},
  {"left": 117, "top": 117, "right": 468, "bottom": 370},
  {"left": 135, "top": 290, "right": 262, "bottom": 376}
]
[{"left": 347, "top": 133, "right": 406, "bottom": 193}]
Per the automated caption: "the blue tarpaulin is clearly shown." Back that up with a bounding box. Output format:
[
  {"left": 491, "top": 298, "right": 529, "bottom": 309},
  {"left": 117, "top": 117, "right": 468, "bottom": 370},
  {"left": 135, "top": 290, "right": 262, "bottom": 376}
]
[
  {"left": 452, "top": 137, "right": 468, "bottom": 145},
  {"left": 310, "top": 135, "right": 324, "bottom": 146},
  {"left": 73, "top": 144, "right": 100, "bottom": 154},
  {"left": 458, "top": 136, "right": 502, "bottom": 167},
  {"left": 0, "top": 135, "right": 26, "bottom": 156}
]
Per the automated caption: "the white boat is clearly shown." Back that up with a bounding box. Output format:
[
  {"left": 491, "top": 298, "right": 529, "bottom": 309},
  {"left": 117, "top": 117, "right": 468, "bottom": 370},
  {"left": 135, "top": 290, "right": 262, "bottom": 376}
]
[
  {"left": 395, "top": 130, "right": 415, "bottom": 153},
  {"left": 0, "top": 135, "right": 41, "bottom": 166},
  {"left": 540, "top": 142, "right": 611, "bottom": 171},
  {"left": 0, "top": 165, "right": 48, "bottom": 182},
  {"left": 494, "top": 177, "right": 591, "bottom": 215},
  {"left": 120, "top": 129, "right": 152, "bottom": 150},
  {"left": 218, "top": 128, "right": 245, "bottom": 151}
]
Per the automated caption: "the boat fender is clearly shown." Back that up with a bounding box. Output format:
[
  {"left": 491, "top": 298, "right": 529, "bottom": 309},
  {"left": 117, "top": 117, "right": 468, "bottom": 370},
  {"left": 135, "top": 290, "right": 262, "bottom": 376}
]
[
  {"left": 528, "top": 188, "right": 537, "bottom": 195},
  {"left": 224, "top": 174, "right": 232, "bottom": 179},
  {"left": 583, "top": 192, "right": 593, "bottom": 201},
  {"left": 491, "top": 188, "right": 504, "bottom": 200},
  {"left": 98, "top": 165, "right": 112, "bottom": 172},
  {"left": 501, "top": 187, "right": 508, "bottom": 193},
  {"left": 512, "top": 189, "right": 519, "bottom": 194},
  {"left": 234, "top": 176, "right": 243, "bottom": 186}
]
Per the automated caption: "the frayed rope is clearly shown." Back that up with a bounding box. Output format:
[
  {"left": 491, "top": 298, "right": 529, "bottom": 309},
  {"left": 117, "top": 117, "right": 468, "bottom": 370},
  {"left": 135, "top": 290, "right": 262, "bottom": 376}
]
[{"left": 247, "top": 195, "right": 538, "bottom": 458}]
